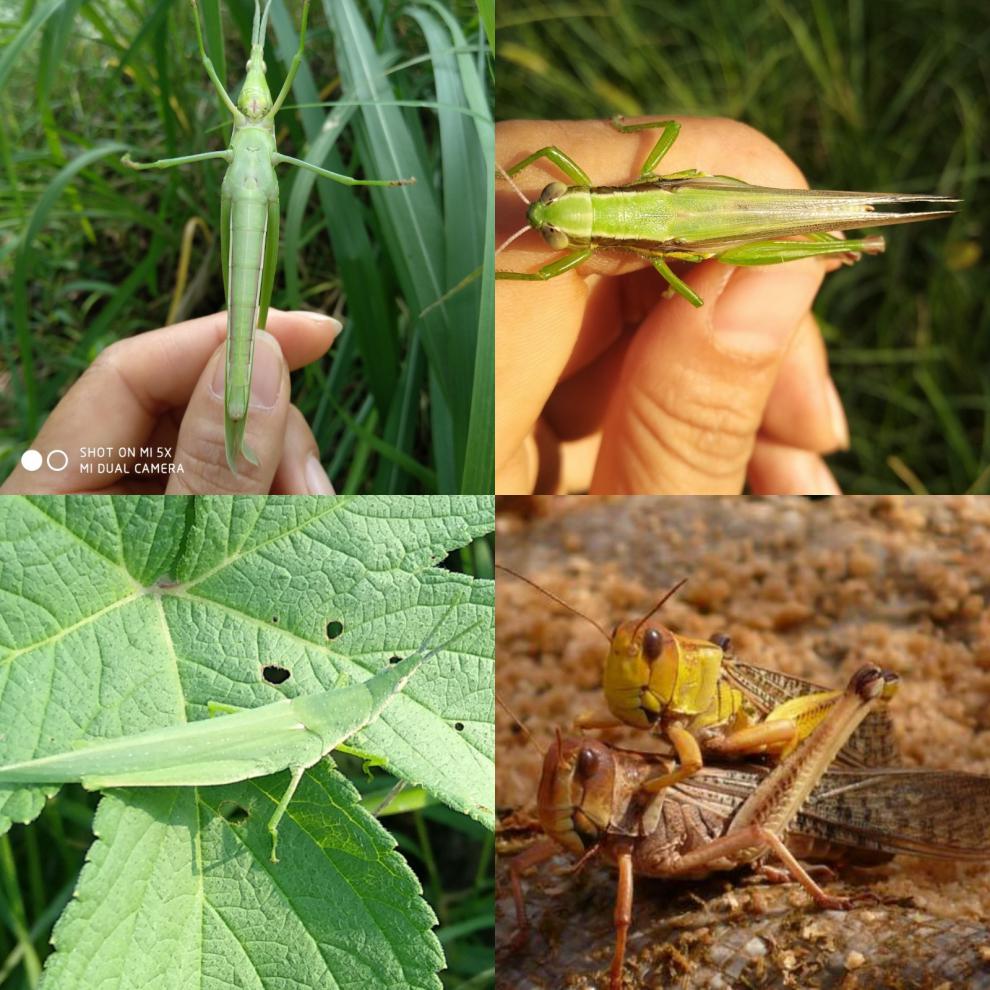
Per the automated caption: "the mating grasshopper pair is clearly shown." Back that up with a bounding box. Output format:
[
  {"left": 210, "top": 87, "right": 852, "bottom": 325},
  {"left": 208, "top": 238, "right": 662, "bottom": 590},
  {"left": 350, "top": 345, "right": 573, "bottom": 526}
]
[
  {"left": 497, "top": 568, "right": 990, "bottom": 988},
  {"left": 496, "top": 117, "right": 957, "bottom": 307},
  {"left": 497, "top": 565, "right": 892, "bottom": 795}
]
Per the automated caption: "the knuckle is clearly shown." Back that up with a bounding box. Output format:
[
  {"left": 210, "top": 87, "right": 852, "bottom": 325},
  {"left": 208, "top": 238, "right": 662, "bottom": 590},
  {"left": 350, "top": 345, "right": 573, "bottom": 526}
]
[
  {"left": 174, "top": 434, "right": 263, "bottom": 494},
  {"left": 625, "top": 368, "right": 760, "bottom": 483}
]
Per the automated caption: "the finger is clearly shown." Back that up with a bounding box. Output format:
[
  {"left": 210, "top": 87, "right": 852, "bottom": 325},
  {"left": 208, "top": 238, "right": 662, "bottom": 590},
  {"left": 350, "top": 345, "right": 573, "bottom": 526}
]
[
  {"left": 1, "top": 310, "right": 340, "bottom": 494},
  {"left": 168, "top": 330, "right": 289, "bottom": 493},
  {"left": 590, "top": 255, "right": 824, "bottom": 494},
  {"left": 748, "top": 439, "right": 842, "bottom": 495},
  {"left": 760, "top": 312, "right": 849, "bottom": 453},
  {"left": 544, "top": 323, "right": 633, "bottom": 442},
  {"left": 495, "top": 431, "right": 541, "bottom": 494},
  {"left": 496, "top": 275, "right": 586, "bottom": 482},
  {"left": 270, "top": 405, "right": 335, "bottom": 495}
]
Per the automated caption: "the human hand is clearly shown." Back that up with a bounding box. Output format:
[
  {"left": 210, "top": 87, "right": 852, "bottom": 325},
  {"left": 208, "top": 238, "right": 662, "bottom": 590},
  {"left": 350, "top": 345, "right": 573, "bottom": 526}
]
[
  {"left": 2, "top": 309, "right": 341, "bottom": 494},
  {"left": 496, "top": 116, "right": 849, "bottom": 495}
]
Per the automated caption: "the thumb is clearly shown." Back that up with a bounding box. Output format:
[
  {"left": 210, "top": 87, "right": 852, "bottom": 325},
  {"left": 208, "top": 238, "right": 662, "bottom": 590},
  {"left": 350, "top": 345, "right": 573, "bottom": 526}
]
[
  {"left": 168, "top": 329, "right": 290, "bottom": 493},
  {"left": 590, "top": 258, "right": 824, "bottom": 494}
]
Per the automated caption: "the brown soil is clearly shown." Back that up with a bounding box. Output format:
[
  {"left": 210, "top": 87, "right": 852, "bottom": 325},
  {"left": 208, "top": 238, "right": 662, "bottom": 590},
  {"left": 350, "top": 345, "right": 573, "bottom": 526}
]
[{"left": 496, "top": 496, "right": 990, "bottom": 989}]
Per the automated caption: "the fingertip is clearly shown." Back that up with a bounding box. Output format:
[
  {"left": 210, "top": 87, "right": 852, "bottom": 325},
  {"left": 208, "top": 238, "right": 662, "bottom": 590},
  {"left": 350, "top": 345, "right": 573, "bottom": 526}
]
[{"left": 748, "top": 441, "right": 842, "bottom": 495}]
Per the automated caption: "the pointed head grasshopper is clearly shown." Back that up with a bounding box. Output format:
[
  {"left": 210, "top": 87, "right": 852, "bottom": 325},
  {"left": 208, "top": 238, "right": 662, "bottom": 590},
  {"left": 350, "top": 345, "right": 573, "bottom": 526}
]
[
  {"left": 496, "top": 564, "right": 900, "bottom": 798},
  {"left": 502, "top": 666, "right": 990, "bottom": 990},
  {"left": 496, "top": 117, "right": 958, "bottom": 308},
  {"left": 123, "top": 0, "right": 414, "bottom": 473}
]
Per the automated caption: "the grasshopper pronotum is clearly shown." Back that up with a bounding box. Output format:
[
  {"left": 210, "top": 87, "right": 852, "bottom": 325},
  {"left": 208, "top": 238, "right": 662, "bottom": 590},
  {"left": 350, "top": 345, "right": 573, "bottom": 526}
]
[{"left": 503, "top": 666, "right": 990, "bottom": 990}]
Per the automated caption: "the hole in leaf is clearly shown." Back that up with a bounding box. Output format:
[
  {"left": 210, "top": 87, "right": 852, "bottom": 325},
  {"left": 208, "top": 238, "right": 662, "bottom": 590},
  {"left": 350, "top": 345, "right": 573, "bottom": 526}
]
[
  {"left": 388, "top": 655, "right": 402, "bottom": 665},
  {"left": 220, "top": 802, "right": 250, "bottom": 825},
  {"left": 272, "top": 616, "right": 280, "bottom": 624},
  {"left": 454, "top": 721, "right": 465, "bottom": 731},
  {"left": 326, "top": 620, "right": 344, "bottom": 640},
  {"left": 263, "top": 664, "right": 291, "bottom": 685}
]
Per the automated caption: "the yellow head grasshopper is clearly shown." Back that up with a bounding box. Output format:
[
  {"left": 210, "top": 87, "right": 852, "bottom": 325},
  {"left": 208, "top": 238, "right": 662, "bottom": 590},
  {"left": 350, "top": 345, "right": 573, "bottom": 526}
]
[
  {"left": 496, "top": 564, "right": 900, "bottom": 795},
  {"left": 496, "top": 117, "right": 957, "bottom": 307},
  {"left": 123, "top": 0, "right": 413, "bottom": 473},
  {"left": 502, "top": 667, "right": 990, "bottom": 990}
]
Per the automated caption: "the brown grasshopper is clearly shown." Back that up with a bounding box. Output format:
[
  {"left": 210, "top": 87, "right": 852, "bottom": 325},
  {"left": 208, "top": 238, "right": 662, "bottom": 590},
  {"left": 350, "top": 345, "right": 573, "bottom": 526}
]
[
  {"left": 504, "top": 665, "right": 990, "bottom": 990},
  {"left": 496, "top": 565, "right": 899, "bottom": 796}
]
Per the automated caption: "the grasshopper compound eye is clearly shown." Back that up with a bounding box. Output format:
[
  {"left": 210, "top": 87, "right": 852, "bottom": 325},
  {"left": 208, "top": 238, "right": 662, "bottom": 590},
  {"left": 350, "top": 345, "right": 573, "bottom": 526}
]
[
  {"left": 710, "top": 632, "right": 732, "bottom": 652},
  {"left": 577, "top": 746, "right": 600, "bottom": 779},
  {"left": 642, "top": 627, "right": 663, "bottom": 661},
  {"left": 542, "top": 226, "right": 568, "bottom": 250},
  {"left": 539, "top": 181, "right": 567, "bottom": 204}
]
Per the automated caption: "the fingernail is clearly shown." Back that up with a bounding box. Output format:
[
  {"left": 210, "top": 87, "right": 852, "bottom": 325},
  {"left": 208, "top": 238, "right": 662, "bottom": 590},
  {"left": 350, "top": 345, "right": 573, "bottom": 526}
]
[
  {"left": 250, "top": 331, "right": 284, "bottom": 409},
  {"left": 288, "top": 310, "right": 343, "bottom": 337},
  {"left": 305, "top": 454, "right": 336, "bottom": 494},
  {"left": 825, "top": 376, "right": 850, "bottom": 450},
  {"left": 712, "top": 267, "right": 810, "bottom": 359},
  {"left": 210, "top": 348, "right": 226, "bottom": 397},
  {"left": 811, "top": 459, "right": 842, "bottom": 495}
]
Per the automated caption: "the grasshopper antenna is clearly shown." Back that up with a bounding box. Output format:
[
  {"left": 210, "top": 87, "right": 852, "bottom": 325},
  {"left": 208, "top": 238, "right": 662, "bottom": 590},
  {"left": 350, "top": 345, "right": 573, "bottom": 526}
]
[
  {"left": 497, "top": 161, "right": 531, "bottom": 206},
  {"left": 495, "top": 564, "right": 611, "bottom": 643},
  {"left": 257, "top": 0, "right": 273, "bottom": 44},
  {"left": 495, "top": 162, "right": 535, "bottom": 257},
  {"left": 497, "top": 693, "right": 545, "bottom": 756},
  {"left": 631, "top": 578, "right": 688, "bottom": 641},
  {"left": 496, "top": 224, "right": 533, "bottom": 258}
]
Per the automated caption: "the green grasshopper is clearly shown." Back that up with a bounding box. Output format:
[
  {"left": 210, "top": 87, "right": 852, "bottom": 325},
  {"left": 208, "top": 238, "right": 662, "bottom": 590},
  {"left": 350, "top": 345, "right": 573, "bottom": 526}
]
[
  {"left": 123, "top": 0, "right": 413, "bottom": 473},
  {"left": 496, "top": 118, "right": 957, "bottom": 307},
  {"left": 0, "top": 608, "right": 477, "bottom": 863}
]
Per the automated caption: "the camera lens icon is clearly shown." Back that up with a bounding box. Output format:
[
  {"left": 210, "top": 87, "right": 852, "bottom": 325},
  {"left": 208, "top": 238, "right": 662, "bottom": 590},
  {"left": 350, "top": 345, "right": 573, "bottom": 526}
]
[{"left": 20, "top": 449, "right": 69, "bottom": 472}]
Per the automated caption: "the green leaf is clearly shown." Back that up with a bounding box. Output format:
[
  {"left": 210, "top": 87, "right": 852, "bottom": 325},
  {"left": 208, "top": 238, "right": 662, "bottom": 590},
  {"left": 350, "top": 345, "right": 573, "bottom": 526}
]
[
  {"left": 0, "top": 495, "right": 493, "bottom": 987},
  {"left": 41, "top": 764, "right": 444, "bottom": 990}
]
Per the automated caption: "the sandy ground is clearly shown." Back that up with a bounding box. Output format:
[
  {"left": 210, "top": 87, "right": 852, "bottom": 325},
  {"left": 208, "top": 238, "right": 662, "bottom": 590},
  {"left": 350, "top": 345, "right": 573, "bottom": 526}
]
[{"left": 496, "top": 496, "right": 990, "bottom": 989}]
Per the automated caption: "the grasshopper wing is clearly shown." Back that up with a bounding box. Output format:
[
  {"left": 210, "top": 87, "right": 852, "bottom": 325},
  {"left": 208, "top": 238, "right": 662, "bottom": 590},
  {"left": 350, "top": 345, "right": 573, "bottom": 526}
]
[{"left": 723, "top": 659, "right": 900, "bottom": 769}]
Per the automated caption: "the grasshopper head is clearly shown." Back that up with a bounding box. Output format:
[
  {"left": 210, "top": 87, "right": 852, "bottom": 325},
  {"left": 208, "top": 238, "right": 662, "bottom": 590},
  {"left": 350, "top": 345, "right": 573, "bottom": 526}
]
[
  {"left": 526, "top": 181, "right": 573, "bottom": 250},
  {"left": 538, "top": 733, "right": 615, "bottom": 856},
  {"left": 605, "top": 620, "right": 724, "bottom": 727},
  {"left": 237, "top": 43, "right": 273, "bottom": 119}
]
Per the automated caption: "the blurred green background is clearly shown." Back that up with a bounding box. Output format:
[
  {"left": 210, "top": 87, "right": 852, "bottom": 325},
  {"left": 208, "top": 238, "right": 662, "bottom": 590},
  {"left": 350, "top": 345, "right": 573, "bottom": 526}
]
[
  {"left": 496, "top": 0, "right": 988, "bottom": 494},
  {"left": 0, "top": 0, "right": 493, "bottom": 494}
]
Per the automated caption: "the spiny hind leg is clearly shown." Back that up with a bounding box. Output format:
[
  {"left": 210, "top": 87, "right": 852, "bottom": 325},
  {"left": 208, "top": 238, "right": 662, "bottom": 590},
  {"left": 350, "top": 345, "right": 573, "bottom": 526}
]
[{"left": 716, "top": 235, "right": 885, "bottom": 267}]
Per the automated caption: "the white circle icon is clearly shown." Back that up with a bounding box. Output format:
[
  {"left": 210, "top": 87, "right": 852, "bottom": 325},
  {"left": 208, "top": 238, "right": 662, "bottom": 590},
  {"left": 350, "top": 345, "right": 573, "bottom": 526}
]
[
  {"left": 46, "top": 450, "right": 69, "bottom": 472},
  {"left": 20, "top": 449, "right": 42, "bottom": 472}
]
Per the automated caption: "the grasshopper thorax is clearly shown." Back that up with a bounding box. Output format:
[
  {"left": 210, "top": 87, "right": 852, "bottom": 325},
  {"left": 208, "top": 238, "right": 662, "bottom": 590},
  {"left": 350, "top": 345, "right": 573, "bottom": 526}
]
[
  {"left": 527, "top": 181, "right": 591, "bottom": 249},
  {"left": 237, "top": 43, "right": 273, "bottom": 119}
]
